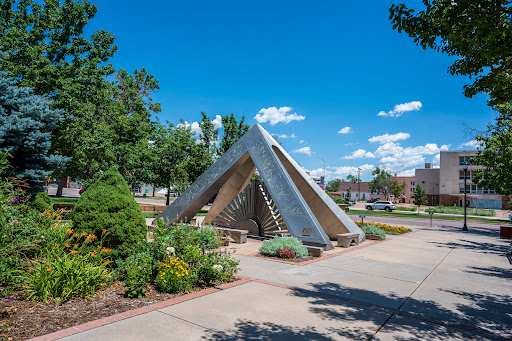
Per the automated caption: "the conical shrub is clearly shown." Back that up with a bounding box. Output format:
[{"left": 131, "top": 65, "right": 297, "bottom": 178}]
[{"left": 73, "top": 166, "right": 146, "bottom": 259}]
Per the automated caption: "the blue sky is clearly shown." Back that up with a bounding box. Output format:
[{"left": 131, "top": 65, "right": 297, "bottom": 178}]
[{"left": 86, "top": 0, "right": 493, "bottom": 181}]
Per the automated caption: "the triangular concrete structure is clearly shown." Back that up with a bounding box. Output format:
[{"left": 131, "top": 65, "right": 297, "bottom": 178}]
[{"left": 157, "top": 124, "right": 364, "bottom": 250}]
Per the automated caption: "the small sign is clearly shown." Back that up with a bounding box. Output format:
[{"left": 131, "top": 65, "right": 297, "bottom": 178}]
[
  {"left": 302, "top": 228, "right": 312, "bottom": 236},
  {"left": 359, "top": 215, "right": 366, "bottom": 219},
  {"left": 429, "top": 211, "right": 434, "bottom": 215}
]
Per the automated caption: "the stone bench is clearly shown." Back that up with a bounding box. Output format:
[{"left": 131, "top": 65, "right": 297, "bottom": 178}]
[
  {"left": 306, "top": 246, "right": 323, "bottom": 257},
  {"left": 337, "top": 233, "right": 360, "bottom": 248},
  {"left": 215, "top": 227, "right": 248, "bottom": 244}
]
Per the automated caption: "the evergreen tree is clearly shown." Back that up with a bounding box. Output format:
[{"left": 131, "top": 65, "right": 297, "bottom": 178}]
[
  {"left": 73, "top": 165, "right": 146, "bottom": 260},
  {"left": 413, "top": 184, "right": 428, "bottom": 215},
  {"left": 0, "top": 68, "right": 67, "bottom": 191}
]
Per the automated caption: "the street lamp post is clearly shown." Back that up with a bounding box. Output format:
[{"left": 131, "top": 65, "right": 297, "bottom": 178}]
[
  {"left": 319, "top": 156, "right": 326, "bottom": 188},
  {"left": 462, "top": 162, "right": 469, "bottom": 231}
]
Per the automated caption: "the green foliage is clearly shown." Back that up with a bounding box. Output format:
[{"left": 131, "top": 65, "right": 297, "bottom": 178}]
[
  {"left": 395, "top": 206, "right": 417, "bottom": 212},
  {"left": 218, "top": 113, "right": 249, "bottom": 155},
  {"left": 430, "top": 206, "right": 495, "bottom": 217},
  {"left": 389, "top": 180, "right": 406, "bottom": 200},
  {"left": 389, "top": 1, "right": 512, "bottom": 106},
  {"left": 368, "top": 167, "right": 392, "bottom": 199},
  {"left": 72, "top": 166, "right": 146, "bottom": 260},
  {"left": 195, "top": 251, "right": 239, "bottom": 286},
  {"left": 326, "top": 179, "right": 342, "bottom": 192},
  {"left": 413, "top": 184, "right": 428, "bottom": 213},
  {"left": 116, "top": 252, "right": 153, "bottom": 298},
  {"left": 472, "top": 104, "right": 512, "bottom": 195},
  {"left": 359, "top": 224, "right": 386, "bottom": 240},
  {"left": 33, "top": 192, "right": 53, "bottom": 213},
  {"left": 335, "top": 197, "right": 344, "bottom": 204},
  {"left": 0, "top": 67, "right": 68, "bottom": 191},
  {"left": 344, "top": 186, "right": 352, "bottom": 201},
  {"left": 259, "top": 236, "right": 309, "bottom": 258},
  {"left": 19, "top": 249, "right": 111, "bottom": 302},
  {"left": 153, "top": 221, "right": 221, "bottom": 254},
  {"left": 155, "top": 257, "right": 195, "bottom": 293}
]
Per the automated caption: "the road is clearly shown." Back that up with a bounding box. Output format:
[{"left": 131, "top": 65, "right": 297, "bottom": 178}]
[{"left": 348, "top": 213, "right": 503, "bottom": 232}]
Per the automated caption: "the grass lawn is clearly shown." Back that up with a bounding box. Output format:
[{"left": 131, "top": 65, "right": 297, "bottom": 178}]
[
  {"left": 49, "top": 196, "right": 79, "bottom": 205},
  {"left": 143, "top": 212, "right": 160, "bottom": 218},
  {"left": 348, "top": 209, "right": 506, "bottom": 225}
]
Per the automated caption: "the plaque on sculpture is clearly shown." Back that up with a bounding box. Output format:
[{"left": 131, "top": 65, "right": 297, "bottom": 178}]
[{"left": 302, "top": 228, "right": 312, "bottom": 237}]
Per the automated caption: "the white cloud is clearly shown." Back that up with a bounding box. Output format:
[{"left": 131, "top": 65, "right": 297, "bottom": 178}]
[
  {"left": 299, "top": 139, "right": 305, "bottom": 144},
  {"left": 305, "top": 164, "right": 375, "bottom": 181},
  {"left": 459, "top": 140, "right": 482, "bottom": 149},
  {"left": 368, "top": 132, "right": 411, "bottom": 144},
  {"left": 433, "top": 153, "right": 440, "bottom": 164},
  {"left": 338, "top": 126, "right": 352, "bottom": 134},
  {"left": 178, "top": 114, "right": 223, "bottom": 135},
  {"left": 343, "top": 149, "right": 375, "bottom": 159},
  {"left": 397, "top": 169, "right": 416, "bottom": 177},
  {"left": 372, "top": 142, "right": 449, "bottom": 173},
  {"left": 177, "top": 121, "right": 202, "bottom": 134},
  {"left": 255, "top": 106, "right": 306, "bottom": 125},
  {"left": 212, "top": 115, "right": 222, "bottom": 129},
  {"left": 377, "top": 101, "right": 422, "bottom": 118},
  {"left": 293, "top": 146, "right": 312, "bottom": 156},
  {"left": 278, "top": 133, "right": 298, "bottom": 139}
]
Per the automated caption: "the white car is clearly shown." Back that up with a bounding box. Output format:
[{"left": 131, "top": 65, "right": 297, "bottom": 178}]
[{"left": 365, "top": 201, "right": 396, "bottom": 212}]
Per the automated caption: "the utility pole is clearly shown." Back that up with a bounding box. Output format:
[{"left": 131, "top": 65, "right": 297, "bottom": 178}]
[
  {"left": 319, "top": 156, "right": 326, "bottom": 188},
  {"left": 357, "top": 167, "right": 361, "bottom": 202}
]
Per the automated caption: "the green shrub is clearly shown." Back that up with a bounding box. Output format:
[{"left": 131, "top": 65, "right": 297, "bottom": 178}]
[
  {"left": 259, "top": 236, "right": 308, "bottom": 257},
  {"left": 191, "top": 225, "right": 221, "bottom": 250},
  {"left": 359, "top": 224, "right": 386, "bottom": 240},
  {"left": 32, "top": 191, "right": 53, "bottom": 212},
  {"left": 395, "top": 206, "right": 416, "bottom": 212},
  {"left": 195, "top": 251, "right": 239, "bottom": 286},
  {"left": 115, "top": 251, "right": 153, "bottom": 298},
  {"left": 20, "top": 249, "right": 111, "bottom": 302},
  {"left": 155, "top": 257, "right": 196, "bottom": 293},
  {"left": 335, "top": 197, "right": 344, "bottom": 204},
  {"left": 72, "top": 166, "right": 146, "bottom": 260}
]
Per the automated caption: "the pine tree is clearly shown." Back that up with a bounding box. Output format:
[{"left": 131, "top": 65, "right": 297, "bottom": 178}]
[
  {"left": 73, "top": 165, "right": 146, "bottom": 259},
  {"left": 0, "top": 67, "right": 67, "bottom": 192}
]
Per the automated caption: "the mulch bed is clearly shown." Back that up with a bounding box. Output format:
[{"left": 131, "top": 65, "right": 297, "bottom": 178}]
[
  {"left": 0, "top": 281, "right": 231, "bottom": 341},
  {"left": 254, "top": 253, "right": 314, "bottom": 263}
]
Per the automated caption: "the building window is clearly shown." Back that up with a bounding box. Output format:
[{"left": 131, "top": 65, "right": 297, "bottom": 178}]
[
  {"left": 411, "top": 181, "right": 415, "bottom": 185},
  {"left": 459, "top": 184, "right": 465, "bottom": 194},
  {"left": 459, "top": 156, "right": 474, "bottom": 165}
]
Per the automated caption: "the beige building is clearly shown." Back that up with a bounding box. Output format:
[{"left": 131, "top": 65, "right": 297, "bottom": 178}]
[
  {"left": 391, "top": 174, "right": 416, "bottom": 204},
  {"left": 416, "top": 151, "right": 506, "bottom": 209}
]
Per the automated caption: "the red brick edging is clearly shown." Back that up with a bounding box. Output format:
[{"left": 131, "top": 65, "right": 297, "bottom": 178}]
[{"left": 28, "top": 279, "right": 250, "bottom": 341}]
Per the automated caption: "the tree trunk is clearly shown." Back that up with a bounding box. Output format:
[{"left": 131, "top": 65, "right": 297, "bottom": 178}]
[
  {"left": 56, "top": 178, "right": 66, "bottom": 197},
  {"left": 166, "top": 186, "right": 170, "bottom": 206},
  {"left": 152, "top": 185, "right": 155, "bottom": 197}
]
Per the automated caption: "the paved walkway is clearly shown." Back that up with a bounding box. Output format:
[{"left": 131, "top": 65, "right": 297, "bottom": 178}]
[{"left": 42, "top": 225, "right": 511, "bottom": 341}]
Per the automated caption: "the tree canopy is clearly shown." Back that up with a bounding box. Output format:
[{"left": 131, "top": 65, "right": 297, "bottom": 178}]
[
  {"left": 326, "top": 179, "right": 342, "bottom": 192},
  {"left": 389, "top": 1, "right": 512, "bottom": 106},
  {"left": 218, "top": 113, "right": 249, "bottom": 155},
  {"left": 369, "top": 167, "right": 392, "bottom": 200}
]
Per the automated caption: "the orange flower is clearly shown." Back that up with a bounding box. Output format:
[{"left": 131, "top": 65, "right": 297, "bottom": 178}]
[
  {"left": 70, "top": 250, "right": 78, "bottom": 254},
  {"left": 73, "top": 233, "right": 80, "bottom": 238},
  {"left": 65, "top": 243, "right": 71, "bottom": 248},
  {"left": 66, "top": 229, "right": 73, "bottom": 234},
  {"left": 89, "top": 251, "right": 97, "bottom": 257},
  {"left": 46, "top": 267, "right": 52, "bottom": 272},
  {"left": 81, "top": 231, "right": 88, "bottom": 237},
  {"left": 97, "top": 245, "right": 103, "bottom": 249},
  {"left": 102, "top": 259, "right": 111, "bottom": 265},
  {"left": 102, "top": 229, "right": 107, "bottom": 233},
  {"left": 101, "top": 247, "right": 111, "bottom": 253},
  {"left": 73, "top": 244, "right": 79, "bottom": 247},
  {"left": 53, "top": 243, "right": 60, "bottom": 247},
  {"left": 89, "top": 234, "right": 97, "bottom": 240}
]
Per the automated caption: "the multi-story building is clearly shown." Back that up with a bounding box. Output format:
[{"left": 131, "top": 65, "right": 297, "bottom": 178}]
[
  {"left": 416, "top": 151, "right": 507, "bottom": 209},
  {"left": 391, "top": 174, "right": 416, "bottom": 204}
]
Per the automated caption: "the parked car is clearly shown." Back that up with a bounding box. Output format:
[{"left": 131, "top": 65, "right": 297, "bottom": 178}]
[
  {"left": 509, "top": 213, "right": 512, "bottom": 221},
  {"left": 365, "top": 201, "right": 396, "bottom": 212}
]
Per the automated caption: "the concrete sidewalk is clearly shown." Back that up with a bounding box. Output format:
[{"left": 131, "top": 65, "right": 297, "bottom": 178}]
[{"left": 43, "top": 225, "right": 511, "bottom": 341}]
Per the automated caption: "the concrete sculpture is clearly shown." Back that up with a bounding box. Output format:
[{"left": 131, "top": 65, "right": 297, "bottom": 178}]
[{"left": 157, "top": 124, "right": 364, "bottom": 250}]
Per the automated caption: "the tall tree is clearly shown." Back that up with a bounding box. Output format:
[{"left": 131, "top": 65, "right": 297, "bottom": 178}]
[
  {"left": 326, "top": 178, "right": 342, "bottom": 192},
  {"left": 218, "top": 113, "right": 249, "bottom": 155},
  {"left": 0, "top": 68, "right": 67, "bottom": 191},
  {"left": 413, "top": 184, "right": 428, "bottom": 214},
  {"left": 390, "top": 180, "right": 406, "bottom": 202},
  {"left": 472, "top": 104, "right": 512, "bottom": 195},
  {"left": 346, "top": 174, "right": 358, "bottom": 183},
  {"left": 369, "top": 167, "right": 392, "bottom": 200},
  {"left": 198, "top": 112, "right": 219, "bottom": 171},
  {"left": 389, "top": 1, "right": 512, "bottom": 106}
]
